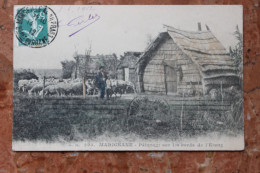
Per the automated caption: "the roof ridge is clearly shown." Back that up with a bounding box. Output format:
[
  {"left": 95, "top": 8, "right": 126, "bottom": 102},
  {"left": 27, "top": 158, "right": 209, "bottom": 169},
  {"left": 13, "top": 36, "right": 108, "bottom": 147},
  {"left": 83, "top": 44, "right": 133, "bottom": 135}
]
[{"left": 165, "top": 25, "right": 211, "bottom": 34}]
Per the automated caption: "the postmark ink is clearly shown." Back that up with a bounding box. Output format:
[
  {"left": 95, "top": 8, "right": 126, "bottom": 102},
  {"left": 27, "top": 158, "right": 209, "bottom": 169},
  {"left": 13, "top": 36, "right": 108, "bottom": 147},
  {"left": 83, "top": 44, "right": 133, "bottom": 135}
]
[{"left": 14, "top": 6, "right": 59, "bottom": 48}]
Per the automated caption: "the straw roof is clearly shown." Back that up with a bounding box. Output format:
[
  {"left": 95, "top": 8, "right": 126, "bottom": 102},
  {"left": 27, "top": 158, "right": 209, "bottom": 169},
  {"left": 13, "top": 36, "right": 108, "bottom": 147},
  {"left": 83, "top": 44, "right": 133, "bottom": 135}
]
[
  {"left": 137, "top": 25, "right": 238, "bottom": 84},
  {"left": 118, "top": 52, "right": 142, "bottom": 69}
]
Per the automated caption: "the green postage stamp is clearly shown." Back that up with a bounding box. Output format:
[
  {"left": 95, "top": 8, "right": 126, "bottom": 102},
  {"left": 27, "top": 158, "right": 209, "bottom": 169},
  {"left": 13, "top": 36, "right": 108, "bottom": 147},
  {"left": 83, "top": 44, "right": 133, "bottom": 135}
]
[{"left": 15, "top": 6, "right": 58, "bottom": 48}]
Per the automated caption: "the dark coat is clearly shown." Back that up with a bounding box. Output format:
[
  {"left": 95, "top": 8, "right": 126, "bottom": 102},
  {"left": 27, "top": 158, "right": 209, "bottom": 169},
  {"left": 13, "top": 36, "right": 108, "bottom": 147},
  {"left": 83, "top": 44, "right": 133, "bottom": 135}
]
[{"left": 95, "top": 71, "right": 107, "bottom": 89}]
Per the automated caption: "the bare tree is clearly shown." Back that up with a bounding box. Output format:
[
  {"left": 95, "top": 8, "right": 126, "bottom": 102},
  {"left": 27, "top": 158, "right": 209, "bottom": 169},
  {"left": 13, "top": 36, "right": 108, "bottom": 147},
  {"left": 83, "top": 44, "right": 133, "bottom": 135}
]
[{"left": 73, "top": 46, "right": 92, "bottom": 98}]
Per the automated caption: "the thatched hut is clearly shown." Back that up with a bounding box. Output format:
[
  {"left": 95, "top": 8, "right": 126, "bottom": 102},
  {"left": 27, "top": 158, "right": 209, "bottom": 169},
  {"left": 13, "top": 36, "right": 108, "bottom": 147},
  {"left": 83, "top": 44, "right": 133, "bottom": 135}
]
[
  {"left": 136, "top": 25, "right": 239, "bottom": 95},
  {"left": 117, "top": 51, "right": 141, "bottom": 84}
]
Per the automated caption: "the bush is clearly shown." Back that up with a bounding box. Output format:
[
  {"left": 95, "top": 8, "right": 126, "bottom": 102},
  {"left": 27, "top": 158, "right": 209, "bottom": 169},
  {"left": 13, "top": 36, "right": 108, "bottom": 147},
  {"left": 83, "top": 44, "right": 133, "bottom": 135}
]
[
  {"left": 61, "top": 60, "right": 76, "bottom": 79},
  {"left": 14, "top": 70, "right": 38, "bottom": 89}
]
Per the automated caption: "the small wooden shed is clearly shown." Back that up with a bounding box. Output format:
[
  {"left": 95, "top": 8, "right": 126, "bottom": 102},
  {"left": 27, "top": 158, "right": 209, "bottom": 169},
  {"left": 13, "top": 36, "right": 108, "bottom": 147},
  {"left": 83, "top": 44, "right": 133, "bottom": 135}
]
[
  {"left": 136, "top": 25, "right": 239, "bottom": 95},
  {"left": 117, "top": 51, "right": 141, "bottom": 84}
]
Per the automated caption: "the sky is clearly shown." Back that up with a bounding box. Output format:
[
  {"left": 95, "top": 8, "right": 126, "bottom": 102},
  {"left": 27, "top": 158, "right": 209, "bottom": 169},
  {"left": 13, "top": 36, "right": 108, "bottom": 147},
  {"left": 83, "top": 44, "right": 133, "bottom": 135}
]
[{"left": 13, "top": 5, "right": 243, "bottom": 69}]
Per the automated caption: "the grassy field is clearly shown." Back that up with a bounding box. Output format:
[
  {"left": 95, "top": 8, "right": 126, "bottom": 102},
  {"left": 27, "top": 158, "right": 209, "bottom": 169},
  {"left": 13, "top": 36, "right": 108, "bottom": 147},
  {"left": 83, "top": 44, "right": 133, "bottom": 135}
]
[{"left": 13, "top": 94, "right": 243, "bottom": 142}]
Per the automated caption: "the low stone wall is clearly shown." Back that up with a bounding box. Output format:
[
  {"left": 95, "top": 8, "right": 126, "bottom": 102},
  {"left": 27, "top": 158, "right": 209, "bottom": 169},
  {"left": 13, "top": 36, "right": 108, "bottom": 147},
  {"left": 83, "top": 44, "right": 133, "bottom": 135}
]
[{"left": 13, "top": 95, "right": 234, "bottom": 141}]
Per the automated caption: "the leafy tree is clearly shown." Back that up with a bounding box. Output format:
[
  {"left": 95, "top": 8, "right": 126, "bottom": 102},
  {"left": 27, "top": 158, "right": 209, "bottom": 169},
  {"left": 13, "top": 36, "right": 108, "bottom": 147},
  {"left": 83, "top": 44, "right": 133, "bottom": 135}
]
[
  {"left": 229, "top": 25, "right": 243, "bottom": 84},
  {"left": 14, "top": 69, "right": 38, "bottom": 89},
  {"left": 228, "top": 26, "right": 243, "bottom": 130},
  {"left": 102, "top": 54, "right": 118, "bottom": 78},
  {"left": 61, "top": 60, "right": 76, "bottom": 79}
]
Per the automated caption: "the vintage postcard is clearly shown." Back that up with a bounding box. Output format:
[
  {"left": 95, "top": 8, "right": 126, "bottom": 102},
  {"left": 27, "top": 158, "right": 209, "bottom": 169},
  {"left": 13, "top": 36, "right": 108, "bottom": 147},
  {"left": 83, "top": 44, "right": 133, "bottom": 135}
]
[{"left": 13, "top": 5, "right": 243, "bottom": 151}]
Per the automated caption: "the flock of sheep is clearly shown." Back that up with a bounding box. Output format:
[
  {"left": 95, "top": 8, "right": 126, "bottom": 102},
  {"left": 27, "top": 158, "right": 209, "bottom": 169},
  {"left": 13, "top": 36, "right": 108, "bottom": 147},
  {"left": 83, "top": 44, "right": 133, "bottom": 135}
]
[{"left": 17, "top": 78, "right": 135, "bottom": 97}]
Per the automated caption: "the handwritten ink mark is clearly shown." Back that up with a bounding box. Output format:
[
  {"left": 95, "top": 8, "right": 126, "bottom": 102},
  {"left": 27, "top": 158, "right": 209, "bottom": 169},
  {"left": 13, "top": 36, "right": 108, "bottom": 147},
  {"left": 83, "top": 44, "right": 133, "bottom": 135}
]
[{"left": 68, "top": 14, "right": 101, "bottom": 37}]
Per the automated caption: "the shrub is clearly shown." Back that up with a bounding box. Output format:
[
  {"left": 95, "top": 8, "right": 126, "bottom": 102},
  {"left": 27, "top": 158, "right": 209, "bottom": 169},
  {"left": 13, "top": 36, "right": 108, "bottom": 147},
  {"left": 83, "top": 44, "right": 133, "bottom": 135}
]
[
  {"left": 14, "top": 69, "right": 38, "bottom": 89},
  {"left": 61, "top": 60, "right": 76, "bottom": 79}
]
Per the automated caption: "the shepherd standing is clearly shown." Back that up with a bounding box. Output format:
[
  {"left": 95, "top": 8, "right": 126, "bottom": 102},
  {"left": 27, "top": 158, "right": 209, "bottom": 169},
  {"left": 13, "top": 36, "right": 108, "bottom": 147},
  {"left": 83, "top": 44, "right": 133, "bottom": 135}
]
[{"left": 96, "top": 66, "right": 107, "bottom": 99}]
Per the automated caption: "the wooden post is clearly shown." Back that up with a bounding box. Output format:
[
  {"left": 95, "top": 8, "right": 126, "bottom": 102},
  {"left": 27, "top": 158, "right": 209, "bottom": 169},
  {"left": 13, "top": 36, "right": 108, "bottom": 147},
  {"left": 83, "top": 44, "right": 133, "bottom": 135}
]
[
  {"left": 75, "top": 64, "right": 77, "bottom": 79},
  {"left": 198, "top": 22, "right": 202, "bottom": 31},
  {"left": 42, "top": 76, "right": 45, "bottom": 98},
  {"left": 181, "top": 92, "right": 184, "bottom": 131},
  {"left": 205, "top": 24, "right": 210, "bottom": 31},
  {"left": 83, "top": 76, "right": 86, "bottom": 99},
  {"left": 164, "top": 65, "right": 168, "bottom": 95},
  {"left": 221, "top": 81, "right": 223, "bottom": 110}
]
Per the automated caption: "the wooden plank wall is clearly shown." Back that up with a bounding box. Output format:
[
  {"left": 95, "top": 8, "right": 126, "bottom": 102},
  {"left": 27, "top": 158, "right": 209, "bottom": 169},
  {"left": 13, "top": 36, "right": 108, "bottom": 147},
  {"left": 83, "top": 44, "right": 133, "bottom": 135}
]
[
  {"left": 143, "top": 37, "right": 203, "bottom": 94},
  {"left": 129, "top": 68, "right": 136, "bottom": 84},
  {"left": 117, "top": 69, "right": 124, "bottom": 80}
]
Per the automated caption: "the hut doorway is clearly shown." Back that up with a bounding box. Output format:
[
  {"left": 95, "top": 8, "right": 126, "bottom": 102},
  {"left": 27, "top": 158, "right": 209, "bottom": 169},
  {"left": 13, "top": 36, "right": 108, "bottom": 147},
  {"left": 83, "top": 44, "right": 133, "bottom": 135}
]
[
  {"left": 124, "top": 68, "right": 129, "bottom": 81},
  {"left": 164, "top": 64, "right": 177, "bottom": 95}
]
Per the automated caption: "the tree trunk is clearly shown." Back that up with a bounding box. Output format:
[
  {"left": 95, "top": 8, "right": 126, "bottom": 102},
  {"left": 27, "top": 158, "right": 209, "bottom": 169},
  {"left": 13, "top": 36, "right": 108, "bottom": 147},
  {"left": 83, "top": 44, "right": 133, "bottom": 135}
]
[
  {"left": 83, "top": 76, "right": 86, "bottom": 99},
  {"left": 75, "top": 65, "right": 77, "bottom": 79},
  {"left": 42, "top": 76, "right": 45, "bottom": 98}
]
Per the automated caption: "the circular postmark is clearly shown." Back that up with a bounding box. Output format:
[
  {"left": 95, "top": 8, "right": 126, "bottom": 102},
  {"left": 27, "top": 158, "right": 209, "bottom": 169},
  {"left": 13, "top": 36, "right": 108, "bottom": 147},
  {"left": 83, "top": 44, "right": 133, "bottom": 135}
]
[{"left": 14, "top": 6, "right": 58, "bottom": 48}]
